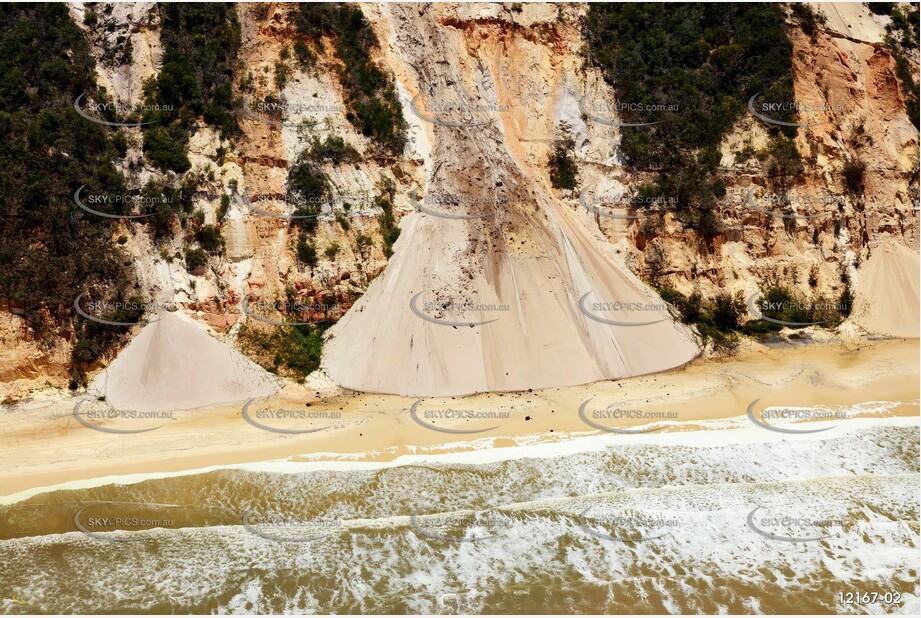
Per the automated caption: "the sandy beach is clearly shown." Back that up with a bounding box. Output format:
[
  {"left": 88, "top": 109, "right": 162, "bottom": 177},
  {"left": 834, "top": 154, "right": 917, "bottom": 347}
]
[{"left": 2, "top": 338, "right": 917, "bottom": 501}]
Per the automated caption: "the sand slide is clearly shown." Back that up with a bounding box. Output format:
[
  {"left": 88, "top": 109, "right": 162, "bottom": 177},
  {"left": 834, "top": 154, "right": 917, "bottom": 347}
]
[
  {"left": 849, "top": 240, "right": 920, "bottom": 338},
  {"left": 322, "top": 5, "right": 699, "bottom": 397},
  {"left": 807, "top": 2, "right": 889, "bottom": 44},
  {"left": 89, "top": 311, "right": 279, "bottom": 412}
]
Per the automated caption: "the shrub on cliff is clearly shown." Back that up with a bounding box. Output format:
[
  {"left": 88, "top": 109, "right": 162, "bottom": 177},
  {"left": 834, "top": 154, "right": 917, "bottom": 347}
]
[
  {"left": 0, "top": 4, "right": 137, "bottom": 384},
  {"left": 549, "top": 124, "right": 579, "bottom": 191},
  {"left": 142, "top": 4, "right": 240, "bottom": 172},
  {"left": 584, "top": 3, "right": 795, "bottom": 234},
  {"left": 293, "top": 3, "right": 406, "bottom": 154}
]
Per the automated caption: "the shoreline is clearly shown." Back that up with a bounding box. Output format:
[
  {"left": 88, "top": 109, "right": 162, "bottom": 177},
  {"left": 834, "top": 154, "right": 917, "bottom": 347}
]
[
  {"left": 2, "top": 414, "right": 918, "bottom": 506},
  {"left": 1, "top": 339, "right": 918, "bottom": 502}
]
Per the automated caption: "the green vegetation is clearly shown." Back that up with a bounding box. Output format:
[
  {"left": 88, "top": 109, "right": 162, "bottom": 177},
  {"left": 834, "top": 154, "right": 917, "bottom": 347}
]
[
  {"left": 842, "top": 158, "right": 866, "bottom": 196},
  {"left": 585, "top": 3, "right": 795, "bottom": 162},
  {"left": 893, "top": 53, "right": 919, "bottom": 128},
  {"left": 866, "top": 3, "right": 896, "bottom": 16},
  {"left": 239, "top": 321, "right": 332, "bottom": 382},
  {"left": 275, "top": 60, "right": 289, "bottom": 91},
  {"left": 236, "top": 269, "right": 344, "bottom": 382},
  {"left": 548, "top": 124, "right": 578, "bottom": 191},
  {"left": 838, "top": 284, "right": 854, "bottom": 318},
  {"left": 137, "top": 176, "right": 202, "bottom": 238},
  {"left": 142, "top": 125, "right": 192, "bottom": 172},
  {"left": 660, "top": 282, "right": 852, "bottom": 349},
  {"left": 790, "top": 3, "right": 827, "bottom": 41},
  {"left": 294, "top": 40, "right": 316, "bottom": 69},
  {"left": 288, "top": 135, "right": 361, "bottom": 250},
  {"left": 657, "top": 286, "right": 745, "bottom": 352},
  {"left": 306, "top": 135, "right": 360, "bottom": 164},
  {"left": 287, "top": 136, "right": 363, "bottom": 262},
  {"left": 184, "top": 247, "right": 208, "bottom": 272},
  {"left": 293, "top": 3, "right": 405, "bottom": 154},
  {"left": 584, "top": 4, "right": 795, "bottom": 233},
  {"left": 761, "top": 135, "right": 804, "bottom": 194},
  {"left": 355, "top": 232, "right": 373, "bottom": 259},
  {"left": 70, "top": 295, "right": 145, "bottom": 388},
  {"left": 0, "top": 4, "right": 139, "bottom": 385},
  {"left": 217, "top": 194, "right": 230, "bottom": 221},
  {"left": 885, "top": 2, "right": 920, "bottom": 49},
  {"left": 882, "top": 3, "right": 920, "bottom": 128},
  {"left": 376, "top": 180, "right": 400, "bottom": 258},
  {"left": 743, "top": 286, "right": 851, "bottom": 335},
  {"left": 296, "top": 240, "right": 318, "bottom": 267},
  {"left": 643, "top": 153, "right": 723, "bottom": 235},
  {"left": 289, "top": 163, "right": 329, "bottom": 203},
  {"left": 195, "top": 223, "right": 225, "bottom": 254},
  {"left": 142, "top": 4, "right": 240, "bottom": 172},
  {"left": 289, "top": 162, "right": 329, "bottom": 236}
]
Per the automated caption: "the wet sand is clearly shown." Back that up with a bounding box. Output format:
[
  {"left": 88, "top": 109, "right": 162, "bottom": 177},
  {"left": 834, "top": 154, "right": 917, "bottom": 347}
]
[{"left": 1, "top": 339, "right": 918, "bottom": 501}]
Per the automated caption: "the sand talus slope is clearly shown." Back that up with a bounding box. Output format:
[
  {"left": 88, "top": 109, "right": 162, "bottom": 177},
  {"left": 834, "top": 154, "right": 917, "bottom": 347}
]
[
  {"left": 90, "top": 311, "right": 280, "bottom": 412},
  {"left": 850, "top": 240, "right": 920, "bottom": 338},
  {"left": 322, "top": 5, "right": 699, "bottom": 396}
]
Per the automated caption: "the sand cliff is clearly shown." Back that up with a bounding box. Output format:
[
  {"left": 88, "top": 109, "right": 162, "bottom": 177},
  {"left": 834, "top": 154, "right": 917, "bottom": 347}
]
[{"left": 0, "top": 2, "right": 917, "bottom": 402}]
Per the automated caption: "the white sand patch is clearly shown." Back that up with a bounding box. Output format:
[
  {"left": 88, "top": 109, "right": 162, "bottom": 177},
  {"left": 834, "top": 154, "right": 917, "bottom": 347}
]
[
  {"left": 850, "top": 239, "right": 920, "bottom": 338},
  {"left": 807, "top": 2, "right": 890, "bottom": 43},
  {"left": 89, "top": 311, "right": 280, "bottom": 412}
]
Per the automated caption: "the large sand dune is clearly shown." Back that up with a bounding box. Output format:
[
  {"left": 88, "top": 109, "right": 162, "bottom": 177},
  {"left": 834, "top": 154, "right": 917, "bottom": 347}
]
[
  {"left": 850, "top": 240, "right": 920, "bottom": 338},
  {"left": 322, "top": 207, "right": 700, "bottom": 397},
  {"left": 322, "top": 4, "right": 699, "bottom": 397},
  {"left": 90, "top": 311, "right": 279, "bottom": 412}
]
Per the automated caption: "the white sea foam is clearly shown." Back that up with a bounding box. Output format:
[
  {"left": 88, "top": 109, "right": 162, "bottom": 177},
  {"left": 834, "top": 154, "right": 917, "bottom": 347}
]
[{"left": 2, "top": 475, "right": 916, "bottom": 614}]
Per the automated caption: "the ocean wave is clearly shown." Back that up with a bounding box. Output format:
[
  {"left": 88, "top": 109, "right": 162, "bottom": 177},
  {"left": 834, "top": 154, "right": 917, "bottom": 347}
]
[{"left": 1, "top": 475, "right": 917, "bottom": 614}]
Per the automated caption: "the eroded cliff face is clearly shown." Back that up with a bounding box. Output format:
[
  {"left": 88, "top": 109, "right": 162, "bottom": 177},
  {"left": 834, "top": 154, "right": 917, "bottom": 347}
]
[
  {"left": 580, "top": 2, "right": 919, "bottom": 307},
  {"left": 323, "top": 3, "right": 699, "bottom": 396},
  {"left": 1, "top": 2, "right": 917, "bottom": 400}
]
